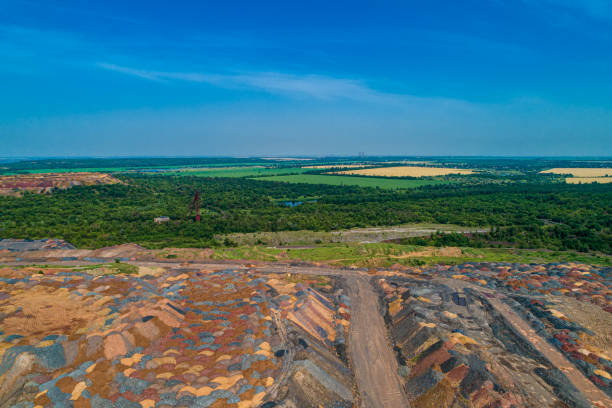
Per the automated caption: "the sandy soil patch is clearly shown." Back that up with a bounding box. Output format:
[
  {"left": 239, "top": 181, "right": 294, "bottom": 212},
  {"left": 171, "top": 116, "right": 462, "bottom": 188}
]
[{"left": 1, "top": 285, "right": 101, "bottom": 338}]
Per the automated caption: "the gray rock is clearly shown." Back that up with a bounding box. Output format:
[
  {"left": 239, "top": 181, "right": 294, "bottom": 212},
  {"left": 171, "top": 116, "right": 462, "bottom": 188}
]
[{"left": 404, "top": 368, "right": 444, "bottom": 399}]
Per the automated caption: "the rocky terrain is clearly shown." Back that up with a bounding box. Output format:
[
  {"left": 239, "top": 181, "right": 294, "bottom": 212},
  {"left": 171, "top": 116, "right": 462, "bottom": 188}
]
[
  {"left": 2, "top": 251, "right": 611, "bottom": 408},
  {"left": 379, "top": 261, "right": 612, "bottom": 408},
  {"left": 427, "top": 262, "right": 612, "bottom": 313},
  {"left": 428, "top": 262, "right": 612, "bottom": 396},
  {"left": 0, "top": 265, "right": 354, "bottom": 408}
]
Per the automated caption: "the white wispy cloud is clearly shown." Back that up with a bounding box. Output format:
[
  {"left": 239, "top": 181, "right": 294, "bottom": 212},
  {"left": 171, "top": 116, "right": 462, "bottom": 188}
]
[
  {"left": 0, "top": 23, "right": 475, "bottom": 109},
  {"left": 95, "top": 62, "right": 484, "bottom": 116},
  {"left": 96, "top": 62, "right": 394, "bottom": 102}
]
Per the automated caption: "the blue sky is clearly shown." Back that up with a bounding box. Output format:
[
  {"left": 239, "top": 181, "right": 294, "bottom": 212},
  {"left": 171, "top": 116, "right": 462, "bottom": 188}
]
[{"left": 1, "top": 0, "right": 611, "bottom": 156}]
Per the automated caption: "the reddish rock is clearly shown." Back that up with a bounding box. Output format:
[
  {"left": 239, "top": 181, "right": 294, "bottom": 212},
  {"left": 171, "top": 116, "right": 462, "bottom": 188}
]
[
  {"left": 412, "top": 343, "right": 452, "bottom": 377},
  {"left": 445, "top": 364, "right": 469, "bottom": 386}
]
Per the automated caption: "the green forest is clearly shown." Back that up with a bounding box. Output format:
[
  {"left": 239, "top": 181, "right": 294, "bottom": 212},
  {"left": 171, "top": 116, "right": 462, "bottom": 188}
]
[{"left": 1, "top": 174, "right": 610, "bottom": 253}]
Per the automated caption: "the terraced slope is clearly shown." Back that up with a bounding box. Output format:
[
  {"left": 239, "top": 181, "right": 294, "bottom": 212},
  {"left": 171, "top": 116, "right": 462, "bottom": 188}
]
[{"left": 380, "top": 276, "right": 588, "bottom": 407}]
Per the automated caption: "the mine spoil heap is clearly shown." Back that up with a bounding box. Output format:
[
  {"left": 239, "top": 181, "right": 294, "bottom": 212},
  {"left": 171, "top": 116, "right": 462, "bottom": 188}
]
[
  {"left": 379, "top": 261, "right": 612, "bottom": 408},
  {"left": 0, "top": 266, "right": 354, "bottom": 408},
  {"left": 0, "top": 172, "right": 121, "bottom": 196},
  {"left": 428, "top": 261, "right": 612, "bottom": 398}
]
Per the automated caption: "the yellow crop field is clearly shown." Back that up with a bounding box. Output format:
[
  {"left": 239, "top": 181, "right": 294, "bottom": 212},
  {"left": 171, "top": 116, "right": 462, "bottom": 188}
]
[
  {"left": 541, "top": 168, "right": 612, "bottom": 177},
  {"left": 384, "top": 160, "right": 433, "bottom": 165},
  {"left": 337, "top": 166, "right": 474, "bottom": 177},
  {"left": 303, "top": 164, "right": 373, "bottom": 169},
  {"left": 565, "top": 177, "right": 612, "bottom": 184}
]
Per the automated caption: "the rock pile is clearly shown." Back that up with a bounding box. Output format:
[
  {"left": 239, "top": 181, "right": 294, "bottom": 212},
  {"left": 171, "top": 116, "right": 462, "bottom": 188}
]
[
  {"left": 261, "top": 275, "right": 354, "bottom": 407},
  {"left": 510, "top": 296, "right": 612, "bottom": 396},
  {"left": 379, "top": 276, "right": 590, "bottom": 408},
  {"left": 425, "top": 262, "right": 612, "bottom": 313},
  {"left": 0, "top": 267, "right": 353, "bottom": 408},
  {"left": 417, "top": 262, "right": 612, "bottom": 397}
]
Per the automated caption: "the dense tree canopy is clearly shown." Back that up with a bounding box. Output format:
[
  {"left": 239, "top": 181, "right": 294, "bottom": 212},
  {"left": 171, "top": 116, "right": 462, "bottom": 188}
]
[{"left": 0, "top": 175, "right": 610, "bottom": 252}]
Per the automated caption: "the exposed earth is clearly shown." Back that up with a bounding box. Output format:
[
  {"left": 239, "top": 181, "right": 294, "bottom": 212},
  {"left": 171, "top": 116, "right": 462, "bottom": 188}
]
[
  {"left": 216, "top": 224, "right": 488, "bottom": 246},
  {"left": 0, "top": 244, "right": 611, "bottom": 408},
  {"left": 0, "top": 264, "right": 354, "bottom": 408},
  {"left": 0, "top": 173, "right": 121, "bottom": 196}
]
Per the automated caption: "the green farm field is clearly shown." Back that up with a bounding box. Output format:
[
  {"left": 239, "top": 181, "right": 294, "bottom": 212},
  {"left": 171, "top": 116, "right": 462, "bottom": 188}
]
[
  {"left": 163, "top": 166, "right": 311, "bottom": 178},
  {"left": 254, "top": 174, "right": 448, "bottom": 188}
]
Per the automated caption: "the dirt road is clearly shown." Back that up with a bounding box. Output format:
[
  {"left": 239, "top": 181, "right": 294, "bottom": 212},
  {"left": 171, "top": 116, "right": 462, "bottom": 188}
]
[{"left": 345, "top": 276, "right": 410, "bottom": 408}]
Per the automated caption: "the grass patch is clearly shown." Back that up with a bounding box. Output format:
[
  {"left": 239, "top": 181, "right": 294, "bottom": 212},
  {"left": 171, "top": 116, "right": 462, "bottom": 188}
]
[
  {"left": 206, "top": 242, "right": 612, "bottom": 267},
  {"left": 6, "top": 244, "right": 610, "bottom": 275},
  {"left": 6, "top": 263, "right": 138, "bottom": 275},
  {"left": 107, "top": 262, "right": 138, "bottom": 274},
  {"left": 210, "top": 246, "right": 282, "bottom": 262},
  {"left": 253, "top": 174, "right": 448, "bottom": 189}
]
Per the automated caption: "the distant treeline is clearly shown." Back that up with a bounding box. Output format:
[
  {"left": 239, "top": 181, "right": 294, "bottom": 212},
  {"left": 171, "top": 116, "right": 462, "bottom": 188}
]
[
  {"left": 0, "top": 157, "right": 267, "bottom": 172},
  {"left": 0, "top": 174, "right": 610, "bottom": 253},
  {"left": 2, "top": 156, "right": 611, "bottom": 173}
]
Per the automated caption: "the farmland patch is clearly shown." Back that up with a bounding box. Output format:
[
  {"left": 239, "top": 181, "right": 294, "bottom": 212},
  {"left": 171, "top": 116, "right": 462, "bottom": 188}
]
[
  {"left": 565, "top": 177, "right": 612, "bottom": 184},
  {"left": 337, "top": 166, "right": 474, "bottom": 177},
  {"left": 164, "top": 167, "right": 311, "bottom": 178},
  {"left": 254, "top": 174, "right": 446, "bottom": 189},
  {"left": 541, "top": 168, "right": 612, "bottom": 177}
]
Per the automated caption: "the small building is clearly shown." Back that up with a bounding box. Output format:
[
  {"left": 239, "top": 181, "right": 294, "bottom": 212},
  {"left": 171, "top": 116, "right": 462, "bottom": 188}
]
[{"left": 154, "top": 216, "right": 170, "bottom": 224}]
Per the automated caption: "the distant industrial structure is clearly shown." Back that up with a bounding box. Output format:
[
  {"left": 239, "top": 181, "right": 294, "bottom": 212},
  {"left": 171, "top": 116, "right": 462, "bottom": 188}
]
[
  {"left": 154, "top": 216, "right": 170, "bottom": 224},
  {"left": 189, "top": 190, "right": 201, "bottom": 221}
]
